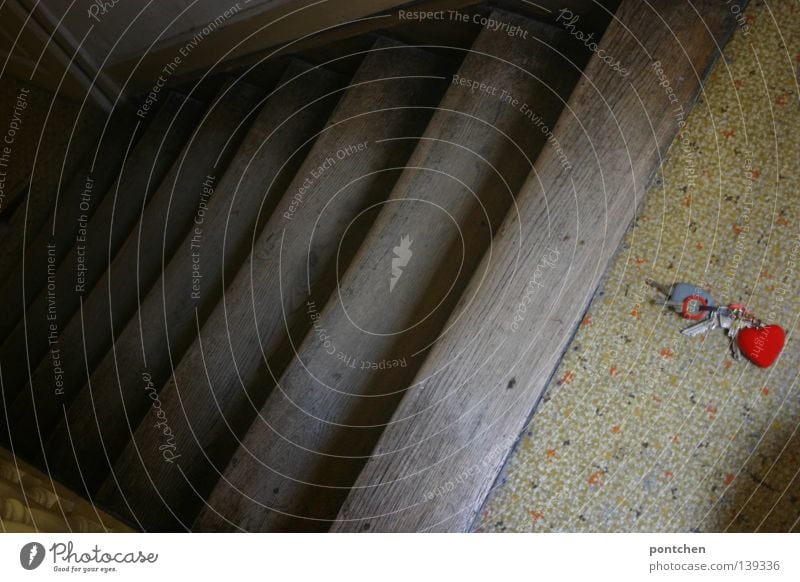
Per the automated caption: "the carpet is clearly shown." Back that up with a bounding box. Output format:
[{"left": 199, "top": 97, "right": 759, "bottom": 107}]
[{"left": 477, "top": 0, "right": 800, "bottom": 533}]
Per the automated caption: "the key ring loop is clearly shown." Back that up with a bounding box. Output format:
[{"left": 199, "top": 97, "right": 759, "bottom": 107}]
[{"left": 682, "top": 295, "right": 708, "bottom": 320}]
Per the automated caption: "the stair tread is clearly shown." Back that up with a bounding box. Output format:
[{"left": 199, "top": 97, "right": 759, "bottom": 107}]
[
  {"left": 43, "top": 61, "right": 345, "bottom": 495},
  {"left": 196, "top": 11, "right": 582, "bottom": 532},
  {"left": 9, "top": 79, "right": 267, "bottom": 459},
  {"left": 0, "top": 98, "right": 104, "bottom": 289},
  {"left": 329, "top": 0, "right": 741, "bottom": 532},
  {"left": 0, "top": 112, "right": 136, "bottom": 346},
  {"left": 0, "top": 93, "right": 208, "bottom": 407},
  {"left": 97, "top": 40, "right": 451, "bottom": 531}
]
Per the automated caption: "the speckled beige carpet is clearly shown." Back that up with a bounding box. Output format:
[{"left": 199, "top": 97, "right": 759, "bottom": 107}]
[{"left": 477, "top": 0, "right": 800, "bottom": 533}]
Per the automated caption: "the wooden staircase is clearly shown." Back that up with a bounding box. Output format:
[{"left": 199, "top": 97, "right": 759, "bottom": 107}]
[{"left": 0, "top": 0, "right": 742, "bottom": 532}]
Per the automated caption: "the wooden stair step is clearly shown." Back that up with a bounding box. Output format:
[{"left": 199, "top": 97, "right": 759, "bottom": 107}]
[
  {"left": 0, "top": 111, "right": 139, "bottom": 347},
  {"left": 8, "top": 79, "right": 267, "bottom": 460},
  {"left": 0, "top": 103, "right": 104, "bottom": 293},
  {"left": 45, "top": 60, "right": 345, "bottom": 493},
  {"left": 330, "top": 0, "right": 741, "bottom": 532},
  {"left": 97, "top": 40, "right": 451, "bottom": 531},
  {"left": 0, "top": 92, "right": 208, "bottom": 407},
  {"left": 195, "top": 12, "right": 583, "bottom": 532}
]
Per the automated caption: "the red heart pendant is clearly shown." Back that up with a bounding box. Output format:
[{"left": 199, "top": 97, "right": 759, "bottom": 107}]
[{"left": 737, "top": 325, "right": 785, "bottom": 368}]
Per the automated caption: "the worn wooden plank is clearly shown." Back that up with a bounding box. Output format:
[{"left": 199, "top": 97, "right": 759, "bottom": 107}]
[
  {"left": 97, "top": 41, "right": 452, "bottom": 530},
  {"left": 332, "top": 0, "right": 742, "bottom": 532},
  {"left": 109, "top": 0, "right": 617, "bottom": 93},
  {"left": 195, "top": 12, "right": 584, "bottom": 532},
  {"left": 253, "top": 0, "right": 482, "bottom": 68},
  {"left": 0, "top": 114, "right": 103, "bottom": 307},
  {"left": 8, "top": 80, "right": 266, "bottom": 460},
  {"left": 0, "top": 92, "right": 208, "bottom": 410},
  {"left": 0, "top": 112, "right": 138, "bottom": 346},
  {"left": 107, "top": 0, "right": 423, "bottom": 90},
  {"left": 0, "top": 122, "right": 103, "bottom": 285},
  {"left": 44, "top": 60, "right": 344, "bottom": 492}
]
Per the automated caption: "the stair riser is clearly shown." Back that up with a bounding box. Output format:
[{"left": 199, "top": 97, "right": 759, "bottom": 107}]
[
  {"left": 45, "top": 61, "right": 345, "bottom": 493},
  {"left": 198, "top": 13, "right": 584, "bottom": 532},
  {"left": 9, "top": 81, "right": 267, "bottom": 460},
  {"left": 0, "top": 93, "right": 208, "bottom": 407},
  {"left": 0, "top": 113, "right": 139, "bottom": 347},
  {"left": 0, "top": 103, "right": 105, "bottom": 298},
  {"left": 98, "top": 43, "right": 451, "bottom": 531}
]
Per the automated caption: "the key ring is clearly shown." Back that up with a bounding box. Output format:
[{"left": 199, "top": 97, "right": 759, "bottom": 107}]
[
  {"left": 647, "top": 278, "right": 784, "bottom": 368},
  {"left": 681, "top": 295, "right": 708, "bottom": 320}
]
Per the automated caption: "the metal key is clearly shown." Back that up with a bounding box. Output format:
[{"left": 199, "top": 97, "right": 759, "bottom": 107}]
[
  {"left": 718, "top": 308, "right": 735, "bottom": 331},
  {"left": 680, "top": 310, "right": 720, "bottom": 337}
]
